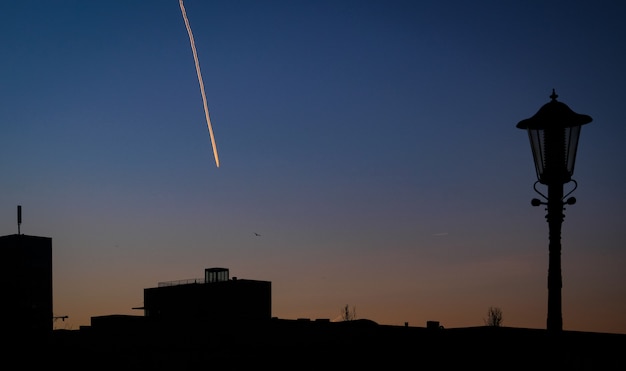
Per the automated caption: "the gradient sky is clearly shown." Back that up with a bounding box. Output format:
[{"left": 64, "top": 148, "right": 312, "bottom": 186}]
[{"left": 1, "top": 0, "right": 625, "bottom": 334}]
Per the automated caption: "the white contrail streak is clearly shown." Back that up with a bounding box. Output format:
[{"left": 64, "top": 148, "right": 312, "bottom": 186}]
[{"left": 179, "top": 0, "right": 220, "bottom": 168}]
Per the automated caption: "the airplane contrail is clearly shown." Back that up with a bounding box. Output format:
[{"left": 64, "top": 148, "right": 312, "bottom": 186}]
[{"left": 179, "top": 0, "right": 220, "bottom": 168}]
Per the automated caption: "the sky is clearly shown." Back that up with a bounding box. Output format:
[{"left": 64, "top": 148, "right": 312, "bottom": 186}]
[{"left": 1, "top": 0, "right": 625, "bottom": 334}]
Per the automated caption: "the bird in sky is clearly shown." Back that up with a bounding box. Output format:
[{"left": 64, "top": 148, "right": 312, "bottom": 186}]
[{"left": 254, "top": 233, "right": 261, "bottom": 236}]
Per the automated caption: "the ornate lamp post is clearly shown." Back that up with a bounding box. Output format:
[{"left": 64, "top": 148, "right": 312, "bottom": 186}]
[{"left": 516, "top": 90, "right": 592, "bottom": 332}]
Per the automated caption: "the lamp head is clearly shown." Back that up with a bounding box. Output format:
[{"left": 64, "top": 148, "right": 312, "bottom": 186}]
[{"left": 517, "top": 90, "right": 592, "bottom": 184}]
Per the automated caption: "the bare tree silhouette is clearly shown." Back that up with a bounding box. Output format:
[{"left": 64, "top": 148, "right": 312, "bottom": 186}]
[
  {"left": 341, "top": 304, "right": 357, "bottom": 321},
  {"left": 484, "top": 306, "right": 503, "bottom": 327}
]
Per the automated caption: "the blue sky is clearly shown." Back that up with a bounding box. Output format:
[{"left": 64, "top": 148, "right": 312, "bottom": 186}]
[{"left": 1, "top": 0, "right": 625, "bottom": 333}]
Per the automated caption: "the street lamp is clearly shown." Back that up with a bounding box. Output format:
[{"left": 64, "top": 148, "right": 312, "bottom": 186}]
[{"left": 516, "top": 89, "right": 592, "bottom": 332}]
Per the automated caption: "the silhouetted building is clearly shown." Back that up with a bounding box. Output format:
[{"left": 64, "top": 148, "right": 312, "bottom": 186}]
[
  {"left": 0, "top": 234, "right": 52, "bottom": 338},
  {"left": 142, "top": 268, "right": 271, "bottom": 323}
]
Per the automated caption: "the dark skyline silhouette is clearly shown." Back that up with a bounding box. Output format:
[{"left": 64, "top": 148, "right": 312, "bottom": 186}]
[{"left": 3, "top": 251, "right": 624, "bottom": 370}]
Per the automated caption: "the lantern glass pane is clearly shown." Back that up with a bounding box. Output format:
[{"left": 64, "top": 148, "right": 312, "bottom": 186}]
[
  {"left": 566, "top": 125, "right": 581, "bottom": 176},
  {"left": 528, "top": 129, "right": 545, "bottom": 182}
]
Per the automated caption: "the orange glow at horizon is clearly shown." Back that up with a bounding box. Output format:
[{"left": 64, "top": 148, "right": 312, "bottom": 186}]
[{"left": 179, "top": 0, "right": 220, "bottom": 168}]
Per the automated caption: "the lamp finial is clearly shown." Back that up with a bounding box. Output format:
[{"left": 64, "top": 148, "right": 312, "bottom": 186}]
[{"left": 550, "top": 89, "right": 558, "bottom": 101}]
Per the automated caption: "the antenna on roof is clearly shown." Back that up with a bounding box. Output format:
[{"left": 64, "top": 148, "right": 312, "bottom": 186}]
[{"left": 17, "top": 205, "right": 22, "bottom": 235}]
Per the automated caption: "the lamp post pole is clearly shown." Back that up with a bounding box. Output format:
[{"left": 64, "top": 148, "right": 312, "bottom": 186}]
[
  {"left": 517, "top": 90, "right": 592, "bottom": 333},
  {"left": 546, "top": 173, "right": 564, "bottom": 332}
]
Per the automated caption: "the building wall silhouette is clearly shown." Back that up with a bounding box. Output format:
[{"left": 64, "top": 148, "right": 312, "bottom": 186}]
[
  {"left": 142, "top": 268, "right": 271, "bottom": 323},
  {"left": 0, "top": 234, "right": 52, "bottom": 338}
]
